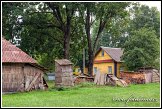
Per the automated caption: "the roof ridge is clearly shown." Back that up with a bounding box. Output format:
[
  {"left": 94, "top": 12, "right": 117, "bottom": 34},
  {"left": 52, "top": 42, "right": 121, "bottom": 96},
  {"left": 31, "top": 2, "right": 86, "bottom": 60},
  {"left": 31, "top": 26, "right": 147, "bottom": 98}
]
[{"left": 101, "top": 46, "right": 121, "bottom": 49}]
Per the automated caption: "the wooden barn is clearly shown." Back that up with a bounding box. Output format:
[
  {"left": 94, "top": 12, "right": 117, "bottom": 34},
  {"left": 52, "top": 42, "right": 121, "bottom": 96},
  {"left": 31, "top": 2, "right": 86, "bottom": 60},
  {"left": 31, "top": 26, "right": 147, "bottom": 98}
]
[{"left": 2, "top": 38, "right": 48, "bottom": 92}]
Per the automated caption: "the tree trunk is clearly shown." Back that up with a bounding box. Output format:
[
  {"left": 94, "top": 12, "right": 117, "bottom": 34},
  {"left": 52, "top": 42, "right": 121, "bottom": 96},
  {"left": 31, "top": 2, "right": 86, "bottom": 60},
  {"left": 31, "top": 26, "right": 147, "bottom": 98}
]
[
  {"left": 46, "top": 3, "right": 72, "bottom": 59},
  {"left": 85, "top": 6, "right": 94, "bottom": 76},
  {"left": 88, "top": 51, "right": 94, "bottom": 76},
  {"left": 63, "top": 18, "right": 71, "bottom": 59},
  {"left": 63, "top": 32, "right": 70, "bottom": 59}
]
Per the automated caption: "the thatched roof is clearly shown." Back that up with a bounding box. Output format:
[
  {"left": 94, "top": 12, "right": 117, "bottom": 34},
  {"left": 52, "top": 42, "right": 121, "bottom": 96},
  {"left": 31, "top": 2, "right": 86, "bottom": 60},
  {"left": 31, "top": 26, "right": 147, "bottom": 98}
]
[
  {"left": 2, "top": 37, "right": 37, "bottom": 63},
  {"left": 95, "top": 46, "right": 123, "bottom": 62}
]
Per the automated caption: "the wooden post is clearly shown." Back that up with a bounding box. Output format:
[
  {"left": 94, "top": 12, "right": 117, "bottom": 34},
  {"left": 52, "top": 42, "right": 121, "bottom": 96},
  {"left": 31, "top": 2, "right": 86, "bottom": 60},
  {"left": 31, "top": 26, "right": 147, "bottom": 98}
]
[{"left": 83, "top": 48, "right": 85, "bottom": 74}]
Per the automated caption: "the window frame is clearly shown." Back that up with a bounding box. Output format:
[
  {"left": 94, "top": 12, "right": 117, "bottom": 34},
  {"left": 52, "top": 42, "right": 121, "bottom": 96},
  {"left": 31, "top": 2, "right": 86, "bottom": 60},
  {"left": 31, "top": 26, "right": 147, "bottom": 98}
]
[
  {"left": 94, "top": 67, "right": 97, "bottom": 74},
  {"left": 101, "top": 50, "right": 104, "bottom": 57},
  {"left": 108, "top": 66, "right": 112, "bottom": 74}
]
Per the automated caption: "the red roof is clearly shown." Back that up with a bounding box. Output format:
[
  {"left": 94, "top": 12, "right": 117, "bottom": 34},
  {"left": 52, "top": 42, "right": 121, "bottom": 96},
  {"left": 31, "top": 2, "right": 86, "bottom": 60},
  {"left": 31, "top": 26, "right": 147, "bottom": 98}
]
[{"left": 2, "top": 38, "right": 37, "bottom": 63}]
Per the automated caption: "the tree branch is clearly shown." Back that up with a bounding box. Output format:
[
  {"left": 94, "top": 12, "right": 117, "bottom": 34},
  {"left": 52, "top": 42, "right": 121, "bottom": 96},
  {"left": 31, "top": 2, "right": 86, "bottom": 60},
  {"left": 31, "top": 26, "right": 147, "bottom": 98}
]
[
  {"left": 28, "top": 12, "right": 53, "bottom": 15},
  {"left": 93, "top": 13, "right": 113, "bottom": 53},
  {"left": 22, "top": 21, "right": 62, "bottom": 31},
  {"left": 46, "top": 2, "right": 64, "bottom": 29},
  {"left": 41, "top": 32, "right": 63, "bottom": 45},
  {"left": 93, "top": 19, "right": 107, "bottom": 53}
]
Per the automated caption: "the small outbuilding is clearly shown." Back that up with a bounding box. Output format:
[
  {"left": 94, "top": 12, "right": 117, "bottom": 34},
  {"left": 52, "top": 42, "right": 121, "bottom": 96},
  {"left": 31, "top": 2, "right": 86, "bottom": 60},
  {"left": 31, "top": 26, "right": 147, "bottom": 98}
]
[
  {"left": 138, "top": 67, "right": 160, "bottom": 83},
  {"left": 2, "top": 37, "right": 48, "bottom": 92},
  {"left": 55, "top": 59, "right": 74, "bottom": 87}
]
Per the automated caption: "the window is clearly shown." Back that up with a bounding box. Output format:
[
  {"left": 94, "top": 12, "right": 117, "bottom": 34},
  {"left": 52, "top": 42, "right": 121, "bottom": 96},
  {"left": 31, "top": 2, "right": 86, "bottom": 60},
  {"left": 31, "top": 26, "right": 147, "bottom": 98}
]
[
  {"left": 108, "top": 66, "right": 112, "bottom": 74},
  {"left": 94, "top": 67, "right": 97, "bottom": 74},
  {"left": 101, "top": 50, "right": 104, "bottom": 56}
]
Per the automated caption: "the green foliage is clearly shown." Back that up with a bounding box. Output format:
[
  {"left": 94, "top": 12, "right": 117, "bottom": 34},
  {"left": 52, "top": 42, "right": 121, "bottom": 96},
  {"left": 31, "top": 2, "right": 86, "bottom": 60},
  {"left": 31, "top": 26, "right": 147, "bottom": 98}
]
[
  {"left": 129, "top": 3, "right": 160, "bottom": 38},
  {"left": 122, "top": 28, "right": 160, "bottom": 71},
  {"left": 2, "top": 2, "right": 29, "bottom": 41},
  {"left": 2, "top": 2, "right": 160, "bottom": 73},
  {"left": 92, "top": 16, "right": 130, "bottom": 49},
  {"left": 92, "top": 3, "right": 160, "bottom": 50}
]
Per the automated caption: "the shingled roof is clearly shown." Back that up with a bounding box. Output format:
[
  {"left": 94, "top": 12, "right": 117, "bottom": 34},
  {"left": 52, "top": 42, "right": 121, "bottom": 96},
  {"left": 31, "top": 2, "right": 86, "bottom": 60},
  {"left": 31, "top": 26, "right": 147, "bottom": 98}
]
[
  {"left": 2, "top": 37, "right": 37, "bottom": 63},
  {"left": 55, "top": 59, "right": 73, "bottom": 65},
  {"left": 96, "top": 47, "right": 123, "bottom": 62}
]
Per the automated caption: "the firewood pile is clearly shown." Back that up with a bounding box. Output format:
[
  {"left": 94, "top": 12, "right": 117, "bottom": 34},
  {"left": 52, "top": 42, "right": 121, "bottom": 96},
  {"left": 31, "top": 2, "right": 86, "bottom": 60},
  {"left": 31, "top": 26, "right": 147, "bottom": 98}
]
[
  {"left": 120, "top": 71, "right": 145, "bottom": 84},
  {"left": 74, "top": 75, "right": 94, "bottom": 84}
]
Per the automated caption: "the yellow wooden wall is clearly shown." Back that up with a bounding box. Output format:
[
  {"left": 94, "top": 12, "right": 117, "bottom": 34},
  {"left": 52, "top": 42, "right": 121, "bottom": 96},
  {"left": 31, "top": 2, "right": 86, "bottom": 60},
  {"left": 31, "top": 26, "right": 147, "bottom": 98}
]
[
  {"left": 93, "top": 50, "right": 114, "bottom": 75},
  {"left": 94, "top": 50, "right": 112, "bottom": 60},
  {"left": 117, "top": 63, "right": 122, "bottom": 77},
  {"left": 93, "top": 63, "right": 114, "bottom": 74},
  {"left": 93, "top": 49, "right": 122, "bottom": 78}
]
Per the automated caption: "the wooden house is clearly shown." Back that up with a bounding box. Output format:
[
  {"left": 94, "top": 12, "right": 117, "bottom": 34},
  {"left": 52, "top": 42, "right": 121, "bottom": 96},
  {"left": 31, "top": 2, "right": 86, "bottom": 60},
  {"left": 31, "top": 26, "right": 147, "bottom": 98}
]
[
  {"left": 93, "top": 47, "right": 124, "bottom": 77},
  {"left": 2, "top": 38, "right": 48, "bottom": 92}
]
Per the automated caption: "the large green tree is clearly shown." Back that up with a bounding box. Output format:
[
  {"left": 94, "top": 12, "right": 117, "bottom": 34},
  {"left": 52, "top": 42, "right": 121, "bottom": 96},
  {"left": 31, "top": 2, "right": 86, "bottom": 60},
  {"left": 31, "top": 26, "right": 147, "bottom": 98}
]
[
  {"left": 79, "top": 2, "right": 130, "bottom": 75},
  {"left": 2, "top": 2, "right": 85, "bottom": 71},
  {"left": 2, "top": 2, "right": 29, "bottom": 42},
  {"left": 121, "top": 3, "right": 160, "bottom": 71},
  {"left": 129, "top": 3, "right": 160, "bottom": 38},
  {"left": 92, "top": 16, "right": 130, "bottom": 49},
  {"left": 122, "top": 28, "right": 160, "bottom": 71},
  {"left": 21, "top": 2, "right": 86, "bottom": 70},
  {"left": 92, "top": 3, "right": 160, "bottom": 50}
]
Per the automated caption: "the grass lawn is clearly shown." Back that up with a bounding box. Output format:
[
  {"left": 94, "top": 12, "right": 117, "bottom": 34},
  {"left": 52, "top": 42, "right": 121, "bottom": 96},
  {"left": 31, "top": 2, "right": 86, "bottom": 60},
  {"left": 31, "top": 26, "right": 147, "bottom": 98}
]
[{"left": 2, "top": 81, "right": 160, "bottom": 107}]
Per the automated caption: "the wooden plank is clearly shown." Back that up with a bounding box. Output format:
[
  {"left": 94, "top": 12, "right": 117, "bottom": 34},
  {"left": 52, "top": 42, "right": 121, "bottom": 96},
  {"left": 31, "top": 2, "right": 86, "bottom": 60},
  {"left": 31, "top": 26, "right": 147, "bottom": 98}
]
[
  {"left": 26, "top": 73, "right": 41, "bottom": 91},
  {"left": 94, "top": 70, "right": 100, "bottom": 84},
  {"left": 100, "top": 74, "right": 105, "bottom": 85}
]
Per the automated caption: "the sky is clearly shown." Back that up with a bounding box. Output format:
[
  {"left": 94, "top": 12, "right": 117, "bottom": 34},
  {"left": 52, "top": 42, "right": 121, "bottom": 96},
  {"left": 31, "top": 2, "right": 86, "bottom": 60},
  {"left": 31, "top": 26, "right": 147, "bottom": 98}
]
[{"left": 135, "top": 1, "right": 161, "bottom": 12}]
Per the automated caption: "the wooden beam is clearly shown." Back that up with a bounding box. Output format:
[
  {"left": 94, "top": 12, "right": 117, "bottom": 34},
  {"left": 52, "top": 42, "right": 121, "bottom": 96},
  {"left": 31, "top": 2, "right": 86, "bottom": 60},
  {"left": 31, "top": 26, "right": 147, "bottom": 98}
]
[
  {"left": 25, "top": 73, "right": 41, "bottom": 91},
  {"left": 94, "top": 59, "right": 113, "bottom": 63}
]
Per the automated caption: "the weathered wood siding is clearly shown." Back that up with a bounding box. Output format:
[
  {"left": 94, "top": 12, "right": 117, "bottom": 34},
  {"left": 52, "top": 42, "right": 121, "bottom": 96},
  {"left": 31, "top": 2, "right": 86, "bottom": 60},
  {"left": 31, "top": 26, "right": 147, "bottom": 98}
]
[
  {"left": 2, "top": 63, "right": 44, "bottom": 92},
  {"left": 55, "top": 62, "right": 74, "bottom": 87},
  {"left": 2, "top": 63, "right": 24, "bottom": 92},
  {"left": 24, "top": 64, "right": 44, "bottom": 91}
]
